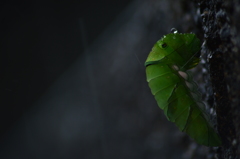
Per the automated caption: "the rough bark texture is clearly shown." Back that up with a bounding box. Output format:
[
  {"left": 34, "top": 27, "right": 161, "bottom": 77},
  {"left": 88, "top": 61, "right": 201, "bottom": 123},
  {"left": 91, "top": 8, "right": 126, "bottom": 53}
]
[{"left": 198, "top": 0, "right": 240, "bottom": 158}]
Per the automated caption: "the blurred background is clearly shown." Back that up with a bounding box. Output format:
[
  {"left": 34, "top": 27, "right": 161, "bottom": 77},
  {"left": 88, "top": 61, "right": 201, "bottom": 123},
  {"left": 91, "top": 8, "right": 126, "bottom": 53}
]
[{"left": 0, "top": 0, "right": 208, "bottom": 158}]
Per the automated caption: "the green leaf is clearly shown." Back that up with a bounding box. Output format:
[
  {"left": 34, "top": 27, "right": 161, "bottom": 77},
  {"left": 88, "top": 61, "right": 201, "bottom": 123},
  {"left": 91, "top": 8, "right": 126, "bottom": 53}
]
[{"left": 145, "top": 32, "right": 222, "bottom": 147}]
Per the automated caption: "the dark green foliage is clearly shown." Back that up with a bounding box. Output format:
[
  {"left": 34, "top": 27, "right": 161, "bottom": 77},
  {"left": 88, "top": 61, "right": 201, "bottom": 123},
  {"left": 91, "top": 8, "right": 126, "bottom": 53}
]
[{"left": 145, "top": 33, "right": 221, "bottom": 146}]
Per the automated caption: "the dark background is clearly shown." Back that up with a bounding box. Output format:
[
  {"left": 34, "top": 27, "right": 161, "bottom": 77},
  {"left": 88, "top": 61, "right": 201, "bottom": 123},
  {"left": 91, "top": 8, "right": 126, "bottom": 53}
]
[
  {"left": 0, "top": 1, "right": 193, "bottom": 158},
  {"left": 1, "top": 0, "right": 239, "bottom": 159},
  {"left": 0, "top": 0, "right": 132, "bottom": 137}
]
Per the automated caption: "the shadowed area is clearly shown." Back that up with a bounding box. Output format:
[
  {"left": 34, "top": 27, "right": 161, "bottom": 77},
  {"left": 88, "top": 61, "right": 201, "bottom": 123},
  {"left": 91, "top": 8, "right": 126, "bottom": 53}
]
[{"left": 0, "top": 0, "right": 209, "bottom": 159}]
